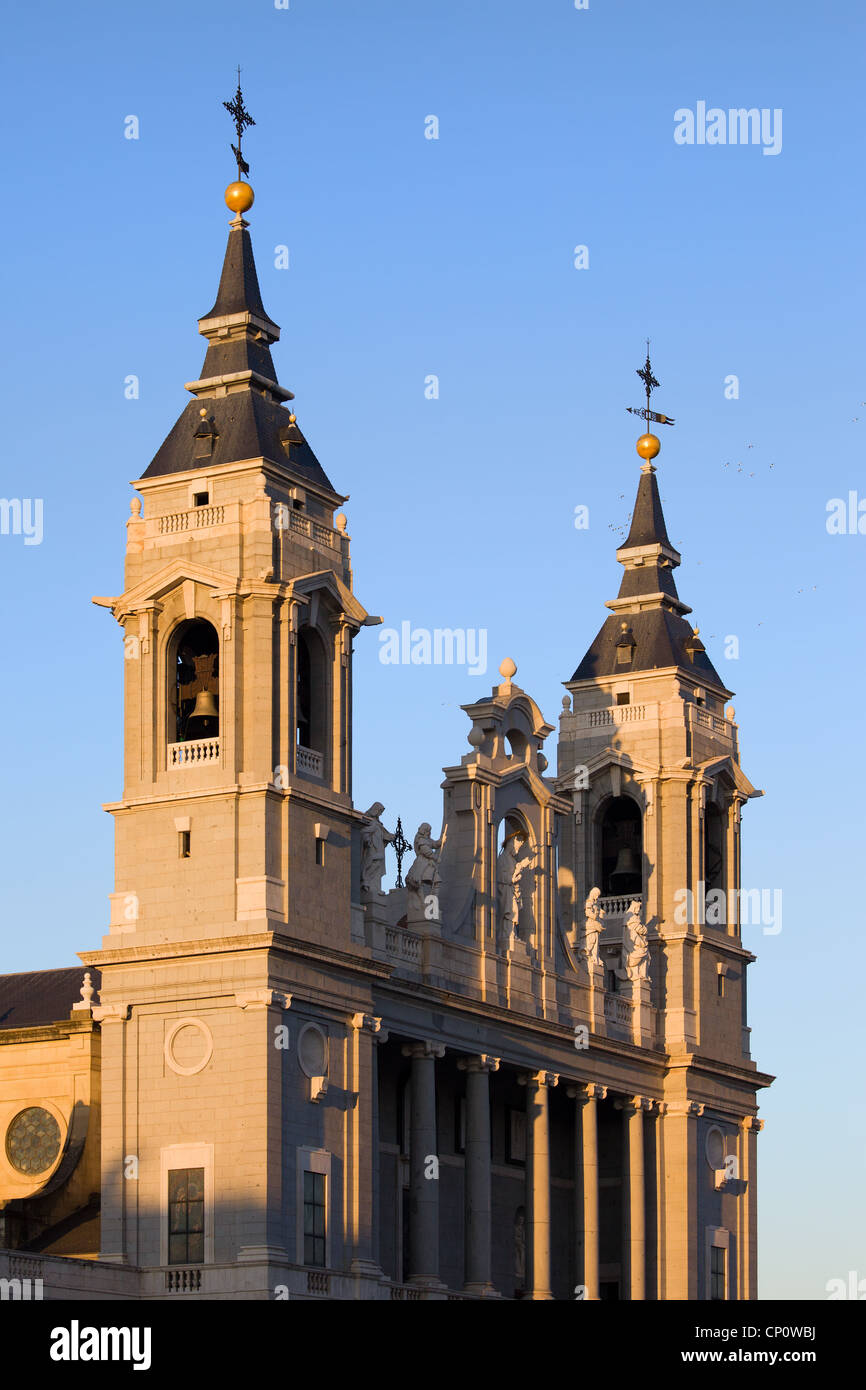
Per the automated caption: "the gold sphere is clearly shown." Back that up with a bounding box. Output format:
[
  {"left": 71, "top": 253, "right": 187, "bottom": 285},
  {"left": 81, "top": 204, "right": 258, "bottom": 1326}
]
[
  {"left": 225, "top": 181, "right": 254, "bottom": 214},
  {"left": 636, "top": 432, "right": 661, "bottom": 461}
]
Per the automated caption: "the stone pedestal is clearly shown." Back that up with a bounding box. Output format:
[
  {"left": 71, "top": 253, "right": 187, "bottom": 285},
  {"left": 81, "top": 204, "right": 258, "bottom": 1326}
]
[{"left": 588, "top": 959, "right": 606, "bottom": 1035}]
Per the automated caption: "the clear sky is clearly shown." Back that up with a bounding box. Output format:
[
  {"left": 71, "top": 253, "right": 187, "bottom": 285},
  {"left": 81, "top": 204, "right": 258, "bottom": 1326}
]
[{"left": 1, "top": 0, "right": 863, "bottom": 1300}]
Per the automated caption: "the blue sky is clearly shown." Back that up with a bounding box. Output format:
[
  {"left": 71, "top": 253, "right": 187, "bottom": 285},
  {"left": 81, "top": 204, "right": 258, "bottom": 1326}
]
[{"left": 1, "top": 0, "right": 863, "bottom": 1299}]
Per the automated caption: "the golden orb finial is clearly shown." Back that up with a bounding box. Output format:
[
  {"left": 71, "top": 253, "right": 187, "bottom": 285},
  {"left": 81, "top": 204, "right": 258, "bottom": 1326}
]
[
  {"left": 636, "top": 432, "right": 660, "bottom": 461},
  {"left": 225, "top": 181, "right": 254, "bottom": 215}
]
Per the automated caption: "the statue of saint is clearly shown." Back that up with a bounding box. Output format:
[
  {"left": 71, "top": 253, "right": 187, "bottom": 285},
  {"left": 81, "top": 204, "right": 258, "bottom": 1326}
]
[
  {"left": 359, "top": 802, "right": 395, "bottom": 898},
  {"left": 621, "top": 899, "right": 649, "bottom": 980},
  {"left": 405, "top": 823, "right": 442, "bottom": 920},
  {"left": 583, "top": 886, "right": 605, "bottom": 965},
  {"left": 496, "top": 834, "right": 535, "bottom": 944}
]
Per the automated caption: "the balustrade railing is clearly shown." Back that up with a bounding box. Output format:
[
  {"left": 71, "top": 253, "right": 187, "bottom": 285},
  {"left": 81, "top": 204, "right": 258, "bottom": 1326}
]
[
  {"left": 168, "top": 738, "right": 220, "bottom": 768},
  {"left": 296, "top": 745, "right": 324, "bottom": 777}
]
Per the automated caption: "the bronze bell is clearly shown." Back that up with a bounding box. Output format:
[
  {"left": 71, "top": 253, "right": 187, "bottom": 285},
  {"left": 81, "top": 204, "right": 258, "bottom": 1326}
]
[
  {"left": 189, "top": 689, "right": 219, "bottom": 721},
  {"left": 610, "top": 846, "right": 639, "bottom": 883}
]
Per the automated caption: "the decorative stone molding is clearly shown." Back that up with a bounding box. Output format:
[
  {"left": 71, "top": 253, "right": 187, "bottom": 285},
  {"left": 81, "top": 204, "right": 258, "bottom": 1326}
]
[
  {"left": 614, "top": 1095, "right": 655, "bottom": 1114},
  {"left": 92, "top": 1003, "right": 130, "bottom": 1023},
  {"left": 164, "top": 1018, "right": 214, "bottom": 1077},
  {"left": 234, "top": 989, "right": 292, "bottom": 1010},
  {"left": 518, "top": 1071, "right": 558, "bottom": 1090},
  {"left": 457, "top": 1054, "right": 500, "bottom": 1074},
  {"left": 401, "top": 1041, "right": 445, "bottom": 1060},
  {"left": 742, "top": 1116, "right": 764, "bottom": 1135},
  {"left": 350, "top": 1012, "right": 382, "bottom": 1033},
  {"left": 566, "top": 1082, "right": 607, "bottom": 1103},
  {"left": 664, "top": 1100, "right": 705, "bottom": 1118}
]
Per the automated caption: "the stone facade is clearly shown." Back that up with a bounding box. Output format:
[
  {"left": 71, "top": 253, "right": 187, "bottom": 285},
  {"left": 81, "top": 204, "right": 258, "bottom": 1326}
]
[{"left": 0, "top": 189, "right": 772, "bottom": 1302}]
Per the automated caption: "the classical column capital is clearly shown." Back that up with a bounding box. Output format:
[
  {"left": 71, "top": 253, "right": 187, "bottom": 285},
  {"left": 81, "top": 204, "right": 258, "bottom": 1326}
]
[
  {"left": 235, "top": 989, "right": 292, "bottom": 1010},
  {"left": 742, "top": 1115, "right": 764, "bottom": 1134},
  {"left": 614, "top": 1095, "right": 655, "bottom": 1114},
  {"left": 401, "top": 1040, "right": 445, "bottom": 1060},
  {"left": 518, "top": 1070, "right": 558, "bottom": 1090},
  {"left": 664, "top": 1100, "right": 705, "bottom": 1118},
  {"left": 566, "top": 1082, "right": 607, "bottom": 1104},
  {"left": 457, "top": 1054, "right": 500, "bottom": 1074},
  {"left": 92, "top": 1003, "right": 130, "bottom": 1023},
  {"left": 350, "top": 1012, "right": 383, "bottom": 1034}
]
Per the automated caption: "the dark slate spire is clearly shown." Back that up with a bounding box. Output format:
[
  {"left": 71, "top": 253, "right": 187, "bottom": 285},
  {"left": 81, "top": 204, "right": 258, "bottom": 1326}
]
[
  {"left": 140, "top": 209, "right": 340, "bottom": 501},
  {"left": 620, "top": 463, "right": 672, "bottom": 549},
  {"left": 571, "top": 459, "right": 729, "bottom": 693}
]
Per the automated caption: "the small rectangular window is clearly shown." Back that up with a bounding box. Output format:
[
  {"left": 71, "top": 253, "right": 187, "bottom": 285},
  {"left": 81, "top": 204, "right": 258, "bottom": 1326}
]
[
  {"left": 167, "top": 1167, "right": 205, "bottom": 1264},
  {"left": 303, "top": 1170, "right": 326, "bottom": 1267},
  {"left": 717, "top": 973, "right": 725, "bottom": 997},
  {"left": 710, "top": 1244, "right": 726, "bottom": 1300},
  {"left": 179, "top": 830, "right": 191, "bottom": 858},
  {"left": 315, "top": 837, "right": 325, "bottom": 866},
  {"left": 616, "top": 692, "right": 630, "bottom": 706},
  {"left": 193, "top": 492, "right": 209, "bottom": 507}
]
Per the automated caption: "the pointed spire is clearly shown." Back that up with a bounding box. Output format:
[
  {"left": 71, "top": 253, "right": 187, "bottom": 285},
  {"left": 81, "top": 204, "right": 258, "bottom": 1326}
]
[
  {"left": 569, "top": 357, "right": 728, "bottom": 693},
  {"left": 140, "top": 91, "right": 341, "bottom": 502}
]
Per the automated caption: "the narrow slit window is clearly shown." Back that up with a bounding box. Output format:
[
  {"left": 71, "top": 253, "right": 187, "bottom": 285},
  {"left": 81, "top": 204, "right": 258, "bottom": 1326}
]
[
  {"left": 315, "top": 837, "right": 325, "bottom": 866},
  {"left": 179, "top": 830, "right": 191, "bottom": 859}
]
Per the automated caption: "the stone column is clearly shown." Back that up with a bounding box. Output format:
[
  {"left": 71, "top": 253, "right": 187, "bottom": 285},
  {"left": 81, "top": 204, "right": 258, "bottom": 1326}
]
[
  {"left": 519, "top": 1070, "right": 558, "bottom": 1299},
  {"left": 457, "top": 1054, "right": 499, "bottom": 1295},
  {"left": 92, "top": 1003, "right": 131, "bottom": 1263},
  {"left": 401, "top": 1041, "right": 445, "bottom": 1286},
  {"left": 568, "top": 1082, "right": 606, "bottom": 1300},
  {"left": 659, "top": 1099, "right": 704, "bottom": 1298},
  {"left": 741, "top": 1115, "right": 763, "bottom": 1299},
  {"left": 348, "top": 1013, "right": 386, "bottom": 1277},
  {"left": 616, "top": 1095, "right": 652, "bottom": 1299}
]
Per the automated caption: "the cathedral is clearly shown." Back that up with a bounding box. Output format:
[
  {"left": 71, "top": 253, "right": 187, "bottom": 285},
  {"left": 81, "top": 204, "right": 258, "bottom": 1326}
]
[{"left": 0, "top": 118, "right": 772, "bottom": 1301}]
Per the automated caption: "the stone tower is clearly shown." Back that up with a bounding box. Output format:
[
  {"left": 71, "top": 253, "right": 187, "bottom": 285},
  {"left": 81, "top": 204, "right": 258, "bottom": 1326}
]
[
  {"left": 84, "top": 179, "right": 381, "bottom": 1276},
  {"left": 556, "top": 440, "right": 765, "bottom": 1297}
]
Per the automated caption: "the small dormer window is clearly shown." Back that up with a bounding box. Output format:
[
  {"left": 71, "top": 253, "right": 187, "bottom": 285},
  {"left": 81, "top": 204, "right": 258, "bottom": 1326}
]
[
  {"left": 193, "top": 492, "right": 209, "bottom": 507},
  {"left": 193, "top": 409, "right": 218, "bottom": 460},
  {"left": 685, "top": 627, "right": 706, "bottom": 664},
  {"left": 615, "top": 622, "right": 636, "bottom": 665}
]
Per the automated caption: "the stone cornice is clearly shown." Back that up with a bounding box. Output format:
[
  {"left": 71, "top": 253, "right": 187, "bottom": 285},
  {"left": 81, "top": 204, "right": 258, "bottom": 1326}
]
[{"left": 79, "top": 931, "right": 393, "bottom": 985}]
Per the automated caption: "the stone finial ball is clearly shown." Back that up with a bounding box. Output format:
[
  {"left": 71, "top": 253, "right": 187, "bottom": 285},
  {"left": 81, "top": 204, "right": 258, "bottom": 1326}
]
[
  {"left": 636, "top": 432, "right": 660, "bottom": 460},
  {"left": 499, "top": 657, "right": 517, "bottom": 681},
  {"left": 561, "top": 694, "right": 571, "bottom": 710},
  {"left": 335, "top": 513, "right": 347, "bottom": 533},
  {"left": 225, "top": 181, "right": 255, "bottom": 214},
  {"left": 130, "top": 496, "right": 142, "bottom": 517}
]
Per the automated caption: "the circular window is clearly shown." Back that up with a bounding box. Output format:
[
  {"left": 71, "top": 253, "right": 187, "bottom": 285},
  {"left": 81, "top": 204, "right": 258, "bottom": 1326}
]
[
  {"left": 705, "top": 1125, "right": 726, "bottom": 1170},
  {"left": 298, "top": 1024, "right": 328, "bottom": 1079},
  {"left": 164, "top": 1018, "right": 214, "bottom": 1077},
  {"left": 6, "top": 1107, "right": 62, "bottom": 1175}
]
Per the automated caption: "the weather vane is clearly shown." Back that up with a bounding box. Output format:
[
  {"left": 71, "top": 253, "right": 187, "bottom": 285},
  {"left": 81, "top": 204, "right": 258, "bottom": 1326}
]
[
  {"left": 223, "top": 67, "right": 255, "bottom": 180},
  {"left": 626, "top": 341, "right": 675, "bottom": 427},
  {"left": 393, "top": 817, "right": 410, "bottom": 889}
]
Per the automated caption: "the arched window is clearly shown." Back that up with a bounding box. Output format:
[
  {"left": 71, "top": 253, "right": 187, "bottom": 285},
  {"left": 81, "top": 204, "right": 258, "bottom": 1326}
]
[
  {"left": 296, "top": 626, "right": 330, "bottom": 776},
  {"left": 600, "top": 796, "right": 642, "bottom": 897},
  {"left": 705, "top": 802, "right": 725, "bottom": 895},
  {"left": 171, "top": 619, "right": 219, "bottom": 744}
]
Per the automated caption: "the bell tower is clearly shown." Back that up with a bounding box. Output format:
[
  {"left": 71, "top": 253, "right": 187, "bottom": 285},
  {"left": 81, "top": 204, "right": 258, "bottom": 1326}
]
[
  {"left": 95, "top": 145, "right": 375, "bottom": 952},
  {"left": 84, "top": 92, "right": 380, "bottom": 1273},
  {"left": 557, "top": 361, "right": 761, "bottom": 1060}
]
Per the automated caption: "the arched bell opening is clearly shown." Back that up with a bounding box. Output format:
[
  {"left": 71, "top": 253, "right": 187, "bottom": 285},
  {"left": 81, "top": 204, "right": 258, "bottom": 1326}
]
[
  {"left": 599, "top": 795, "right": 642, "bottom": 898},
  {"left": 170, "top": 619, "right": 220, "bottom": 745},
  {"left": 296, "top": 625, "right": 330, "bottom": 779},
  {"left": 704, "top": 802, "right": 725, "bottom": 896}
]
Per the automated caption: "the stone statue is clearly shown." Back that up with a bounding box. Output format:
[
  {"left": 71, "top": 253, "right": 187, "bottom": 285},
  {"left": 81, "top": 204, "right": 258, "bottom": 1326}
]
[
  {"left": 496, "top": 834, "right": 535, "bottom": 944},
  {"left": 359, "top": 802, "right": 396, "bottom": 898},
  {"left": 405, "top": 823, "right": 442, "bottom": 920},
  {"left": 621, "top": 899, "right": 649, "bottom": 980},
  {"left": 582, "top": 886, "right": 605, "bottom": 965}
]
